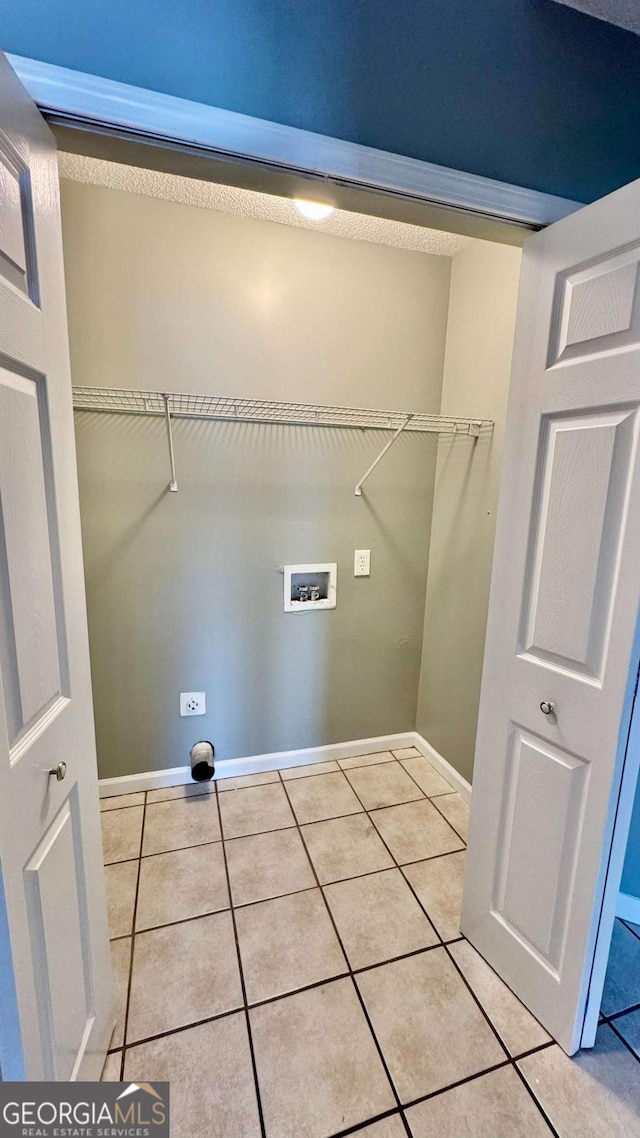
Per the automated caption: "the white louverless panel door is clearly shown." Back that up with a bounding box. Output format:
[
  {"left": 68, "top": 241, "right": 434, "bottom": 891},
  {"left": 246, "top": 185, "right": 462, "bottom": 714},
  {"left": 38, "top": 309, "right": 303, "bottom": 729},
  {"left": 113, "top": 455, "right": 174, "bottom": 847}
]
[
  {"left": 461, "top": 175, "right": 640, "bottom": 1055},
  {"left": 0, "top": 54, "right": 113, "bottom": 1078}
]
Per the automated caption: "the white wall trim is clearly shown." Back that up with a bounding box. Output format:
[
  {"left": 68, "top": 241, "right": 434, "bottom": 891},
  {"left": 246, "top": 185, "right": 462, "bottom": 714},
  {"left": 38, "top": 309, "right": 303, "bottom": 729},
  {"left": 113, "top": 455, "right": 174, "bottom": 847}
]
[
  {"left": 98, "top": 729, "right": 472, "bottom": 798},
  {"left": 8, "top": 55, "right": 581, "bottom": 229},
  {"left": 617, "top": 891, "right": 640, "bottom": 926},
  {"left": 98, "top": 731, "right": 417, "bottom": 797},
  {"left": 413, "top": 733, "right": 472, "bottom": 803}
]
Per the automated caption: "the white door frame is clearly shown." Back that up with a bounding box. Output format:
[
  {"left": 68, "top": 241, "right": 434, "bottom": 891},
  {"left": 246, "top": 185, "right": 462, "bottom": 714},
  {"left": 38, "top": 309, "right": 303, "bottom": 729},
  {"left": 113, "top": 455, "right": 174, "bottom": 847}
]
[{"left": 6, "top": 53, "right": 632, "bottom": 1055}]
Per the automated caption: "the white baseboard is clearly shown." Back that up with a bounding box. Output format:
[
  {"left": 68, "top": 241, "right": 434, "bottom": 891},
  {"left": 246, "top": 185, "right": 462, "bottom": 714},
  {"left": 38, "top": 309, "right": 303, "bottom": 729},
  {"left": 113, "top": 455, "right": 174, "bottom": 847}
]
[
  {"left": 617, "top": 891, "right": 640, "bottom": 926},
  {"left": 98, "top": 731, "right": 416, "bottom": 797},
  {"left": 413, "top": 733, "right": 472, "bottom": 803}
]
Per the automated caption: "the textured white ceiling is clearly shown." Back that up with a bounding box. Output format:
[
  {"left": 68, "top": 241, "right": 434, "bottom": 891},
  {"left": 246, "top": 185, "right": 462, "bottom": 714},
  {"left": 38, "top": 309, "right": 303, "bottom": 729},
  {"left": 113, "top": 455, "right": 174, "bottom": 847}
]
[
  {"left": 553, "top": 0, "right": 640, "bottom": 34},
  {"left": 58, "top": 152, "right": 471, "bottom": 257}
]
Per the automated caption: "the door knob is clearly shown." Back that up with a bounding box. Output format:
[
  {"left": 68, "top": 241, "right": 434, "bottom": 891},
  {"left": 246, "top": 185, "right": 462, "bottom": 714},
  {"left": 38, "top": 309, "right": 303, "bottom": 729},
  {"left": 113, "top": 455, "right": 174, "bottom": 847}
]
[
  {"left": 540, "top": 701, "right": 555, "bottom": 716},
  {"left": 48, "top": 761, "right": 67, "bottom": 782}
]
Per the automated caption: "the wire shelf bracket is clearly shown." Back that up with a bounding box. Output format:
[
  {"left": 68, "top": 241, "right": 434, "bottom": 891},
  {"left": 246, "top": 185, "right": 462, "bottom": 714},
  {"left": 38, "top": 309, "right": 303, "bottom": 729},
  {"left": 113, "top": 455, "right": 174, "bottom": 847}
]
[{"left": 72, "top": 386, "right": 492, "bottom": 496}]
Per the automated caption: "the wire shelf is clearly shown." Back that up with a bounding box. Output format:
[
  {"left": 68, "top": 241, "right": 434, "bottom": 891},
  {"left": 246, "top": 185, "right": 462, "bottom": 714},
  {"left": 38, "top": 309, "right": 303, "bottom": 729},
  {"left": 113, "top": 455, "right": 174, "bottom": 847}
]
[{"left": 71, "top": 386, "right": 493, "bottom": 436}]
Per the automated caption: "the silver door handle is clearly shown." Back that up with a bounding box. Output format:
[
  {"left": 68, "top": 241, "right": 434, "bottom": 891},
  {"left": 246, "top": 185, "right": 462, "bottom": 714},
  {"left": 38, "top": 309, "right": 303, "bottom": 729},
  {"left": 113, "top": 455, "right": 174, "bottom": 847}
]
[
  {"left": 48, "top": 761, "right": 67, "bottom": 781},
  {"left": 540, "top": 701, "right": 555, "bottom": 716}
]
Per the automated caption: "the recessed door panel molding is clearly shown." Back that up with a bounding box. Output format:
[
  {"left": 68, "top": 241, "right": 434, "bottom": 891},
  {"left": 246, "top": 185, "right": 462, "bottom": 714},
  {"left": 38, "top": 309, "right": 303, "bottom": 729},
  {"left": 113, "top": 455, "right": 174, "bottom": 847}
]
[
  {"left": 0, "top": 365, "right": 65, "bottom": 751},
  {"left": 521, "top": 406, "right": 638, "bottom": 679},
  {"left": 24, "top": 795, "right": 93, "bottom": 1080},
  {"left": 552, "top": 244, "right": 640, "bottom": 365},
  {"left": 494, "top": 729, "right": 589, "bottom": 973},
  {"left": 0, "top": 130, "right": 38, "bottom": 301}
]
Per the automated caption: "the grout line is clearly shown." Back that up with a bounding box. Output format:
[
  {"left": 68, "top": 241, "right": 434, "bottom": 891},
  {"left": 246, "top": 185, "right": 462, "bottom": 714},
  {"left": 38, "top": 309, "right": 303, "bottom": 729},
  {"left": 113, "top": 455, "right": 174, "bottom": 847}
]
[
  {"left": 118, "top": 790, "right": 147, "bottom": 1080},
  {"left": 620, "top": 918, "right": 640, "bottom": 943},
  {"left": 214, "top": 782, "right": 267, "bottom": 1138},
  {"left": 122, "top": 1005, "right": 245, "bottom": 1051},
  {"left": 324, "top": 1108, "right": 406, "bottom": 1138},
  {"left": 139, "top": 836, "right": 223, "bottom": 859},
  {"left": 279, "top": 771, "right": 411, "bottom": 1124},
  {"left": 603, "top": 999, "right": 640, "bottom": 1023},
  {"left": 512, "top": 1055, "right": 562, "bottom": 1138},
  {"left": 606, "top": 1017, "right": 640, "bottom": 1066},
  {"left": 427, "top": 795, "right": 468, "bottom": 845}
]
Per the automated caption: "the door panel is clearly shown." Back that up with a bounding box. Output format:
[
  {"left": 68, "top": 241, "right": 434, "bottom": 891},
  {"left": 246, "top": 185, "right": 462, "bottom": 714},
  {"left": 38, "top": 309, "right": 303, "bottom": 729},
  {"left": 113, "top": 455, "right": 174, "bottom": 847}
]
[
  {"left": 494, "top": 730, "right": 588, "bottom": 970},
  {"left": 0, "top": 367, "right": 63, "bottom": 738},
  {"left": 0, "top": 53, "right": 113, "bottom": 1080},
  {"left": 462, "top": 180, "right": 640, "bottom": 1055},
  {"left": 522, "top": 408, "right": 636, "bottom": 677},
  {"left": 25, "top": 794, "right": 92, "bottom": 1081}
]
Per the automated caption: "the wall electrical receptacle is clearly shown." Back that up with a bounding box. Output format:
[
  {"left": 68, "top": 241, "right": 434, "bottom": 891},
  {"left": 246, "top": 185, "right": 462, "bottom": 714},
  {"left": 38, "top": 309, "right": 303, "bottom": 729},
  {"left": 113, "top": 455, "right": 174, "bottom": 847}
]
[
  {"left": 180, "top": 691, "right": 206, "bottom": 716},
  {"left": 354, "top": 550, "right": 371, "bottom": 576}
]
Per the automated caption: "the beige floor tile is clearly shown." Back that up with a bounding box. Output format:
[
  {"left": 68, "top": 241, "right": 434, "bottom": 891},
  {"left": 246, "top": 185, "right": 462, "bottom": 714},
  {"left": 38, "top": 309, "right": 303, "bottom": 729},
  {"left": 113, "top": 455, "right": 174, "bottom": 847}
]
[
  {"left": 281, "top": 760, "right": 340, "bottom": 779},
  {"left": 403, "top": 852, "right": 466, "bottom": 941},
  {"left": 432, "top": 793, "right": 470, "bottom": 841},
  {"left": 124, "top": 1012, "right": 261, "bottom": 1138},
  {"left": 225, "top": 828, "right": 315, "bottom": 905},
  {"left": 338, "top": 751, "right": 396, "bottom": 770},
  {"left": 127, "top": 911, "right": 242, "bottom": 1042},
  {"left": 105, "top": 860, "right": 138, "bottom": 938},
  {"left": 391, "top": 747, "right": 421, "bottom": 760},
  {"left": 100, "top": 792, "right": 145, "bottom": 812},
  {"left": 448, "top": 940, "right": 550, "bottom": 1055},
  {"left": 406, "top": 1066, "right": 553, "bottom": 1137},
  {"left": 370, "top": 799, "right": 464, "bottom": 865},
  {"left": 345, "top": 763, "right": 424, "bottom": 810},
  {"left": 302, "top": 813, "right": 394, "bottom": 884},
  {"left": 284, "top": 771, "right": 363, "bottom": 824},
  {"left": 142, "top": 794, "right": 221, "bottom": 855},
  {"left": 236, "top": 888, "right": 346, "bottom": 1003},
  {"left": 109, "top": 936, "right": 132, "bottom": 1050},
  {"left": 147, "top": 781, "right": 216, "bottom": 803},
  {"left": 136, "top": 843, "right": 228, "bottom": 930},
  {"left": 250, "top": 978, "right": 396, "bottom": 1138},
  {"left": 518, "top": 1025, "right": 640, "bottom": 1138},
  {"left": 400, "top": 756, "right": 454, "bottom": 797},
  {"left": 218, "top": 782, "right": 295, "bottom": 839},
  {"left": 354, "top": 1119, "right": 408, "bottom": 1138},
  {"left": 101, "top": 1051, "right": 122, "bottom": 1081},
  {"left": 216, "top": 770, "right": 280, "bottom": 791},
  {"left": 614, "top": 1008, "right": 640, "bottom": 1056},
  {"left": 601, "top": 919, "right": 640, "bottom": 1016},
  {"left": 356, "top": 948, "right": 505, "bottom": 1102},
  {"left": 324, "top": 868, "right": 438, "bottom": 969},
  {"left": 101, "top": 806, "right": 143, "bottom": 864}
]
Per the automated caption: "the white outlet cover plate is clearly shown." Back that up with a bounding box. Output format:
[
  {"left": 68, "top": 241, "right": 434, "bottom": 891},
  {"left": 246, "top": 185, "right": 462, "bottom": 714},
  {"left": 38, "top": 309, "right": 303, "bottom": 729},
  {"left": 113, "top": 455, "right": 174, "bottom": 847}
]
[
  {"left": 354, "top": 549, "right": 371, "bottom": 576},
  {"left": 180, "top": 691, "right": 206, "bottom": 716}
]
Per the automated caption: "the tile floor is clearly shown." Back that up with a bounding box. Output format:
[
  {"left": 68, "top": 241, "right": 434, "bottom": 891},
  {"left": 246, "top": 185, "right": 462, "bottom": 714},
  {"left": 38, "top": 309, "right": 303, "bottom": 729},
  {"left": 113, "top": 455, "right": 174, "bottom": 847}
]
[{"left": 100, "top": 748, "right": 640, "bottom": 1138}]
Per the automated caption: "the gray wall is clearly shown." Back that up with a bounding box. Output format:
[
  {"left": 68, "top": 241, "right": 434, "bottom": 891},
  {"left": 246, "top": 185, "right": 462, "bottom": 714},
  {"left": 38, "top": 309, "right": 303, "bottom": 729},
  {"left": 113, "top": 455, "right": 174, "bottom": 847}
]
[
  {"left": 61, "top": 179, "right": 451, "bottom": 778},
  {"left": 416, "top": 240, "right": 522, "bottom": 784}
]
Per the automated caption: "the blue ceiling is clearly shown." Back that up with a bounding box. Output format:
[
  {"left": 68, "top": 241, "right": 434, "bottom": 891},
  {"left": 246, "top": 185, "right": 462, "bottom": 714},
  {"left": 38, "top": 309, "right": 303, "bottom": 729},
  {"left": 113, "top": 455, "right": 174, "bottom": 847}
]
[{"left": 3, "top": 0, "right": 640, "bottom": 203}]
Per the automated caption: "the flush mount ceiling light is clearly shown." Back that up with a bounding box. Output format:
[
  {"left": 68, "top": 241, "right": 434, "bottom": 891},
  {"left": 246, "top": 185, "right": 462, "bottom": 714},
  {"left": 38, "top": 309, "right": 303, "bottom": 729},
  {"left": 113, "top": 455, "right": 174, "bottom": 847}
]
[{"left": 294, "top": 198, "right": 334, "bottom": 221}]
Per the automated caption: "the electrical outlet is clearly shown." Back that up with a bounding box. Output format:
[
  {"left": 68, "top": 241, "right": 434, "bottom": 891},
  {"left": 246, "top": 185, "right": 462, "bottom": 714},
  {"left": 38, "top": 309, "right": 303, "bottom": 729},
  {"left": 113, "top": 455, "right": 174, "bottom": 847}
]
[
  {"left": 180, "top": 691, "right": 206, "bottom": 716},
  {"left": 354, "top": 549, "right": 371, "bottom": 576}
]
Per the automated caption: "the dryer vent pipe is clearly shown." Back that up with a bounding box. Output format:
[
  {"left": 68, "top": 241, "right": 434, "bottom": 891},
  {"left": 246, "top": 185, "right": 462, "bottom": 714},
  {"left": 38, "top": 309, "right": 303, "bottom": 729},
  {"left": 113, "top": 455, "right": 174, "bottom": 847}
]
[{"left": 190, "top": 740, "right": 215, "bottom": 782}]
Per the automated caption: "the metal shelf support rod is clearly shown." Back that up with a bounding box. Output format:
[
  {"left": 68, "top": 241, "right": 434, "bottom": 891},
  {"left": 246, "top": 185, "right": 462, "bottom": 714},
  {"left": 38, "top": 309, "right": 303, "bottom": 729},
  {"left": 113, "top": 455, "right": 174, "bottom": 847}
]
[
  {"left": 354, "top": 414, "right": 413, "bottom": 497},
  {"left": 163, "top": 393, "right": 178, "bottom": 492}
]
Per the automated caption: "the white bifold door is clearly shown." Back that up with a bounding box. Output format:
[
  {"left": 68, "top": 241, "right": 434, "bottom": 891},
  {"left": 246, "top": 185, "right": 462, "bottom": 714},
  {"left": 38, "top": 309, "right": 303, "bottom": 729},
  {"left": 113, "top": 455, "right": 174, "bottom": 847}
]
[
  {"left": 462, "top": 176, "right": 640, "bottom": 1054},
  {"left": 0, "top": 53, "right": 113, "bottom": 1078}
]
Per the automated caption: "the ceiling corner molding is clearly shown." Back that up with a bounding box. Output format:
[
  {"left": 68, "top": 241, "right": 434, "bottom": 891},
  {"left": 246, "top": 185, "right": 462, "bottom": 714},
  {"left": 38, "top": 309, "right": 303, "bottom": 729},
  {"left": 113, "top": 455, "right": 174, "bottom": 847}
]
[{"left": 8, "top": 54, "right": 581, "bottom": 229}]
